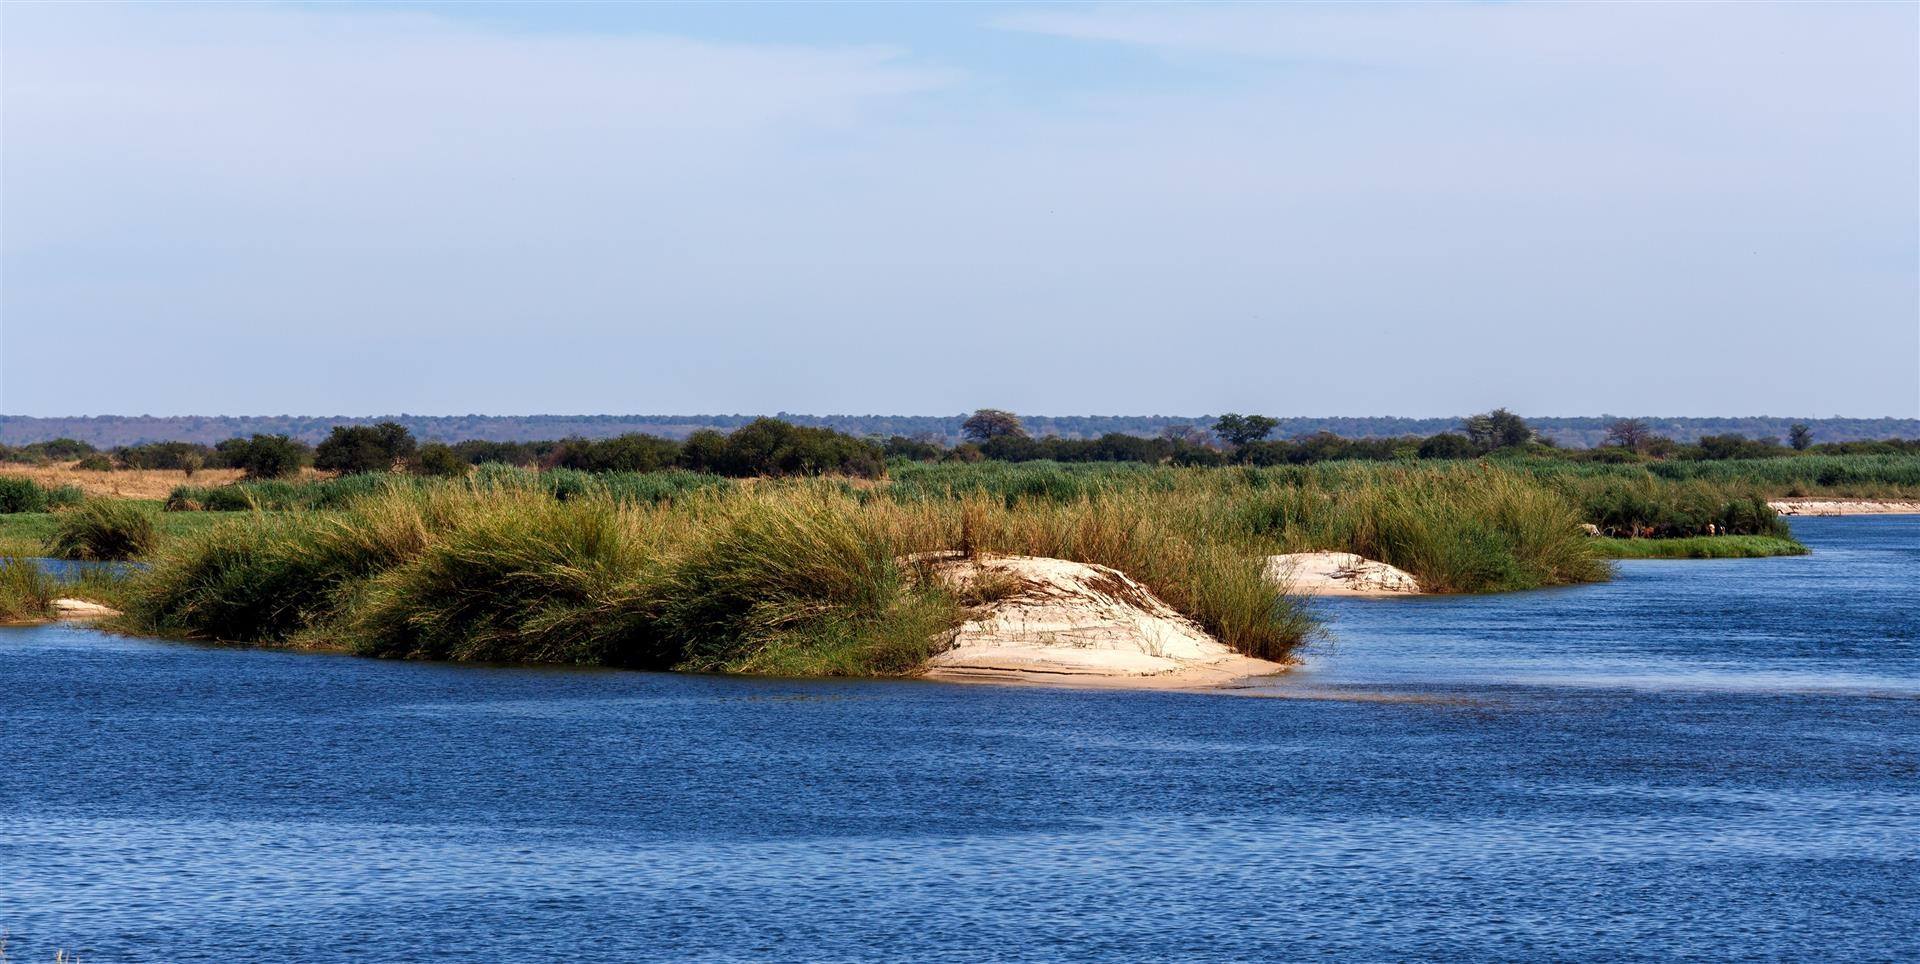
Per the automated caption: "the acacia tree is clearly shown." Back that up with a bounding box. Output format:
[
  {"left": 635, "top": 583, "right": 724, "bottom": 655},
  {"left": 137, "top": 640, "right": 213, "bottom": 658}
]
[
  {"left": 1789, "top": 423, "right": 1814, "bottom": 451},
  {"left": 961, "top": 409, "right": 1027, "bottom": 442},
  {"left": 1463, "top": 408, "right": 1532, "bottom": 453},
  {"left": 1603, "top": 418, "right": 1653, "bottom": 452},
  {"left": 1211, "top": 413, "right": 1278, "bottom": 449}
]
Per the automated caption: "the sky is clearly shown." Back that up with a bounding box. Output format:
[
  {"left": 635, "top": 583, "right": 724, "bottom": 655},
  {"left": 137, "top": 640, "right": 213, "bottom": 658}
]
[{"left": 2, "top": 1, "right": 1916, "bottom": 418}]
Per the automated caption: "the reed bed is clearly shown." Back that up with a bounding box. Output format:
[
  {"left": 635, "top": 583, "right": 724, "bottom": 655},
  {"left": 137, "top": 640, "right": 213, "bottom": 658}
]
[
  {"left": 0, "top": 556, "right": 55, "bottom": 622},
  {"left": 120, "top": 462, "right": 1614, "bottom": 675}
]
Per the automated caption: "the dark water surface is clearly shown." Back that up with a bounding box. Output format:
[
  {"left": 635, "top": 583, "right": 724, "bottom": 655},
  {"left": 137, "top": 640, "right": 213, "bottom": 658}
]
[{"left": 3, "top": 517, "right": 1915, "bottom": 961}]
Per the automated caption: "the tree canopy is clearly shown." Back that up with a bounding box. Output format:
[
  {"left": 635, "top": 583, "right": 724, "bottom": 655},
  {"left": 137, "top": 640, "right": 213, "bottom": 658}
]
[
  {"left": 1212, "top": 413, "right": 1279, "bottom": 448},
  {"left": 961, "top": 409, "right": 1028, "bottom": 442},
  {"left": 1464, "top": 409, "right": 1533, "bottom": 452}
]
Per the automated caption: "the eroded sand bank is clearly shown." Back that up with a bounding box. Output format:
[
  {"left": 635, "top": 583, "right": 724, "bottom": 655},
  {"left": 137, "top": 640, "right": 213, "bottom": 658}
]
[
  {"left": 1266, "top": 551, "right": 1423, "bottom": 596},
  {"left": 921, "top": 554, "right": 1288, "bottom": 690}
]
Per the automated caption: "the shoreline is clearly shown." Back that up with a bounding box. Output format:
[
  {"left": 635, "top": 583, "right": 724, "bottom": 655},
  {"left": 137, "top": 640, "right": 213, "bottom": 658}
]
[
  {"left": 1768, "top": 499, "right": 1920, "bottom": 516},
  {"left": 922, "top": 653, "right": 1291, "bottom": 692}
]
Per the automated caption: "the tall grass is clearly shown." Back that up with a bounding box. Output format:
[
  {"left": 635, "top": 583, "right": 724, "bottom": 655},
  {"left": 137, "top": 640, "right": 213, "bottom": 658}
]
[
  {"left": 48, "top": 500, "right": 159, "bottom": 561},
  {"left": 120, "top": 463, "right": 1616, "bottom": 675},
  {"left": 1226, "top": 466, "right": 1606, "bottom": 592},
  {"left": 122, "top": 481, "right": 1328, "bottom": 672},
  {"left": 346, "top": 492, "right": 669, "bottom": 665},
  {"left": 0, "top": 556, "right": 55, "bottom": 621}
]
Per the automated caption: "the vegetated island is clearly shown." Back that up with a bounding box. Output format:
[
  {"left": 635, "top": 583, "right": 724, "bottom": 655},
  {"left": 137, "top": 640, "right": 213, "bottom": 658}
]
[{"left": 6, "top": 408, "right": 1916, "bottom": 690}]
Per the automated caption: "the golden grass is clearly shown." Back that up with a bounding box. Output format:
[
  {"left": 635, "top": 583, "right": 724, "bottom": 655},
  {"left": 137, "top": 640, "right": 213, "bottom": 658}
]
[{"left": 0, "top": 462, "right": 328, "bottom": 500}]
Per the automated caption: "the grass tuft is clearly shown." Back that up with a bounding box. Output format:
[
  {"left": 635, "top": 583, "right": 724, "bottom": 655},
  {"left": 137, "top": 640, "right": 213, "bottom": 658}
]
[{"left": 48, "top": 500, "right": 159, "bottom": 561}]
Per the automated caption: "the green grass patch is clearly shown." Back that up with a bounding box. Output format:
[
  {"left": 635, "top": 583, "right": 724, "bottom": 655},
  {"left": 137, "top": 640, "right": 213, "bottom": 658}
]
[
  {"left": 1593, "top": 535, "right": 1809, "bottom": 559},
  {"left": 0, "top": 507, "right": 270, "bottom": 559},
  {"left": 48, "top": 500, "right": 159, "bottom": 561}
]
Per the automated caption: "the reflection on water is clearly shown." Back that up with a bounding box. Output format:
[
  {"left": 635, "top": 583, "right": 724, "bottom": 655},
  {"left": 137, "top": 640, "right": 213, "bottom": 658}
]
[{"left": 1, "top": 517, "right": 1914, "bottom": 961}]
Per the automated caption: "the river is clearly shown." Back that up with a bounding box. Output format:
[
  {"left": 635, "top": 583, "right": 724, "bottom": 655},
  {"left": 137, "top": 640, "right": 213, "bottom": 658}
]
[{"left": 2, "top": 516, "right": 1914, "bottom": 961}]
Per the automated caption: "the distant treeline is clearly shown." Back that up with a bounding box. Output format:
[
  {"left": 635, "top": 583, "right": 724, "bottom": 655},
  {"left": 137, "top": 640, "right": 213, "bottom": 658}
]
[
  {"left": 4, "top": 413, "right": 1917, "bottom": 448},
  {"left": 11, "top": 410, "right": 1920, "bottom": 481}
]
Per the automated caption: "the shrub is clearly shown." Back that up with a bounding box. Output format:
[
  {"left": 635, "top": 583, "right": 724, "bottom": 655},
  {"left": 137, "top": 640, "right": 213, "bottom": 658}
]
[
  {"left": 75, "top": 454, "right": 117, "bottom": 472},
  {"left": 114, "top": 441, "right": 215, "bottom": 471},
  {"left": 0, "top": 477, "right": 48, "bottom": 513},
  {"left": 48, "top": 500, "right": 159, "bottom": 561}
]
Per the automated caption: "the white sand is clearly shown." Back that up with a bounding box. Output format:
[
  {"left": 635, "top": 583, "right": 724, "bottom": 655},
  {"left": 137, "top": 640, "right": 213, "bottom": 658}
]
[
  {"left": 53, "top": 598, "right": 121, "bottom": 620},
  {"left": 921, "top": 554, "right": 1287, "bottom": 689},
  {"left": 1265, "top": 551, "right": 1422, "bottom": 596},
  {"left": 1767, "top": 499, "right": 1920, "bottom": 516}
]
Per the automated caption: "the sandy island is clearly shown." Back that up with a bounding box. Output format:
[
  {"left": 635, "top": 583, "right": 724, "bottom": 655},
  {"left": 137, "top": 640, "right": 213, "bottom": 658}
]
[{"left": 918, "top": 550, "right": 1424, "bottom": 691}]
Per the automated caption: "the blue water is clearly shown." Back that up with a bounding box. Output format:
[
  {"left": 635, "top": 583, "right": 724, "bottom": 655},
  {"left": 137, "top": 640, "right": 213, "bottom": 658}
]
[{"left": 2, "top": 516, "right": 1914, "bottom": 961}]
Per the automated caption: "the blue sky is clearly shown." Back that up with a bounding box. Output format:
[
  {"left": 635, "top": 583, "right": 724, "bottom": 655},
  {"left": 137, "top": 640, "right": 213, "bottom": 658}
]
[{"left": 3, "top": 1, "right": 1915, "bottom": 417}]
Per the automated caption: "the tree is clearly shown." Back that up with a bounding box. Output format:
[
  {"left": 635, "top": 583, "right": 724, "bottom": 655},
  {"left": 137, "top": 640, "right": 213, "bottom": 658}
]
[
  {"left": 412, "top": 443, "right": 467, "bottom": 477},
  {"left": 218, "top": 434, "right": 308, "bottom": 479},
  {"left": 1418, "top": 433, "right": 1476, "bottom": 459},
  {"left": 549, "top": 433, "right": 679, "bottom": 473},
  {"left": 314, "top": 422, "right": 417, "bottom": 474},
  {"left": 882, "top": 435, "right": 945, "bottom": 461},
  {"left": 677, "top": 430, "right": 729, "bottom": 473},
  {"left": 1463, "top": 408, "right": 1532, "bottom": 453},
  {"left": 1159, "top": 424, "right": 1212, "bottom": 447},
  {"left": 1211, "top": 413, "right": 1279, "bottom": 449},
  {"left": 961, "top": 409, "right": 1027, "bottom": 442},
  {"left": 1789, "top": 423, "right": 1813, "bottom": 451},
  {"left": 1603, "top": 418, "right": 1653, "bottom": 453}
]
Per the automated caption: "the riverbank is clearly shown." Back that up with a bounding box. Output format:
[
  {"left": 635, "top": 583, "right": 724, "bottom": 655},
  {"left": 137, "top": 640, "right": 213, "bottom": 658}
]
[
  {"left": 1767, "top": 498, "right": 1920, "bottom": 516},
  {"left": 1593, "top": 535, "right": 1809, "bottom": 559}
]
